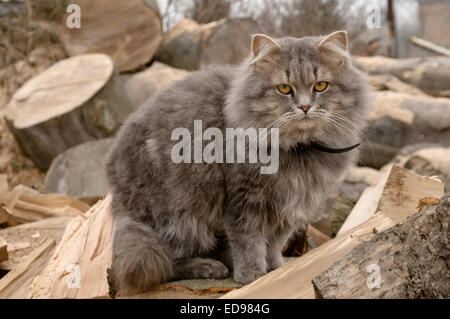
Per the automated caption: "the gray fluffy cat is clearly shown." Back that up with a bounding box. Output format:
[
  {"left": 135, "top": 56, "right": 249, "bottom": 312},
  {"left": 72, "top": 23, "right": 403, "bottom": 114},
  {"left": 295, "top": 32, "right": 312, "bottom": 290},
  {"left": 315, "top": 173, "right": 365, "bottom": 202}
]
[{"left": 106, "top": 31, "right": 371, "bottom": 293}]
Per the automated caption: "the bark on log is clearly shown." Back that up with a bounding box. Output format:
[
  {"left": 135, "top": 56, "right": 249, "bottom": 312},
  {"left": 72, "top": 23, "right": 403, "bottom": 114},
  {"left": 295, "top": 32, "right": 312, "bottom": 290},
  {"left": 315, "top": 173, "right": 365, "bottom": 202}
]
[
  {"left": 4, "top": 185, "right": 89, "bottom": 224},
  {"left": 60, "top": 0, "right": 162, "bottom": 72},
  {"left": 353, "top": 55, "right": 450, "bottom": 97},
  {"left": 4, "top": 54, "right": 133, "bottom": 169},
  {"left": 29, "top": 195, "right": 113, "bottom": 299},
  {"left": 312, "top": 193, "right": 450, "bottom": 299},
  {"left": 221, "top": 166, "right": 444, "bottom": 299},
  {"left": 0, "top": 238, "right": 55, "bottom": 298},
  {"left": 155, "top": 18, "right": 261, "bottom": 70}
]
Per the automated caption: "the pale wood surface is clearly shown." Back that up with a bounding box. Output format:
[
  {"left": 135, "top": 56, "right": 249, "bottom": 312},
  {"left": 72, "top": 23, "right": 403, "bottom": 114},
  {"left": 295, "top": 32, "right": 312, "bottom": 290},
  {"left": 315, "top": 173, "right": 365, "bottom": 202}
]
[
  {"left": 5, "top": 185, "right": 89, "bottom": 224},
  {"left": 60, "top": 0, "right": 162, "bottom": 72},
  {"left": 338, "top": 165, "right": 444, "bottom": 235},
  {"left": 0, "top": 238, "right": 55, "bottom": 298},
  {"left": 29, "top": 195, "right": 113, "bottom": 299}
]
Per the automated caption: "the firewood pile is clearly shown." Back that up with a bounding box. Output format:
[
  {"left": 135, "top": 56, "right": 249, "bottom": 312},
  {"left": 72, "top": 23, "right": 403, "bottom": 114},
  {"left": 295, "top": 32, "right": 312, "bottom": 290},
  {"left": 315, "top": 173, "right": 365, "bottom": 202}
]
[{"left": 0, "top": 1, "right": 449, "bottom": 299}]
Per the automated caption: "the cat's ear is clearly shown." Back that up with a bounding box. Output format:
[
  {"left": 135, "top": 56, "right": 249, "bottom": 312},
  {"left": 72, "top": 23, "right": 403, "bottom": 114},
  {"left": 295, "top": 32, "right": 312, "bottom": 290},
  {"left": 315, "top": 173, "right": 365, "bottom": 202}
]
[
  {"left": 250, "top": 34, "right": 281, "bottom": 65},
  {"left": 318, "top": 31, "right": 349, "bottom": 65}
]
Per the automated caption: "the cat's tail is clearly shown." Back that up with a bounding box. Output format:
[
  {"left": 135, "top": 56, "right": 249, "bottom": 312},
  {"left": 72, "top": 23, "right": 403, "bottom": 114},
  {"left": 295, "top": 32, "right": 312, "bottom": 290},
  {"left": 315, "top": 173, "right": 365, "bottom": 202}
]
[{"left": 111, "top": 216, "right": 174, "bottom": 294}]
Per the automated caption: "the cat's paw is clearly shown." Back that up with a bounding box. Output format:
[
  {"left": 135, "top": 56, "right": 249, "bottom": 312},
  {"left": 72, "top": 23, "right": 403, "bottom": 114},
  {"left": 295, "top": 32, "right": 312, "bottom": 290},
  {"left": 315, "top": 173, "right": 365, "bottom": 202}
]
[
  {"left": 233, "top": 268, "right": 266, "bottom": 285},
  {"left": 176, "top": 258, "right": 229, "bottom": 279},
  {"left": 267, "top": 255, "right": 285, "bottom": 271}
]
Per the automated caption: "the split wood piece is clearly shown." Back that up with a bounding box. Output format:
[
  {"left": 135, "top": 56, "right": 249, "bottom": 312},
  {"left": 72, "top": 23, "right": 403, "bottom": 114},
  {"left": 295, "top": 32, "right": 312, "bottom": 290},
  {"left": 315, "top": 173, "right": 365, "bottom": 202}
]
[
  {"left": 29, "top": 195, "right": 113, "bottom": 299},
  {"left": 60, "top": 0, "right": 162, "bottom": 72},
  {"left": 0, "top": 238, "right": 55, "bottom": 298},
  {"left": 156, "top": 18, "right": 261, "bottom": 70},
  {"left": 0, "top": 217, "right": 72, "bottom": 271},
  {"left": 5, "top": 185, "right": 89, "bottom": 224},
  {"left": 221, "top": 166, "right": 444, "bottom": 299},
  {"left": 5, "top": 54, "right": 133, "bottom": 170},
  {"left": 337, "top": 164, "right": 444, "bottom": 235},
  {"left": 312, "top": 193, "right": 450, "bottom": 298},
  {"left": 0, "top": 236, "right": 7, "bottom": 263}
]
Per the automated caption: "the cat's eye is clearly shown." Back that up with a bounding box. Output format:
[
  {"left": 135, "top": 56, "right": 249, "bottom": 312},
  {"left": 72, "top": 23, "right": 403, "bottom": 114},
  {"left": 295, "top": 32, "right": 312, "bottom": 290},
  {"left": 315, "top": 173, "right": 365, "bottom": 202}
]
[
  {"left": 277, "top": 84, "right": 293, "bottom": 95},
  {"left": 313, "top": 81, "right": 328, "bottom": 92}
]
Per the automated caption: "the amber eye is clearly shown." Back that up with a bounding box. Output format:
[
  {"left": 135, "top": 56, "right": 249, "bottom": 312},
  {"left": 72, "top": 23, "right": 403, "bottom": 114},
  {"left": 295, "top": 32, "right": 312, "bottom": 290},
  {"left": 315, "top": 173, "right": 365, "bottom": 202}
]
[
  {"left": 277, "top": 83, "right": 293, "bottom": 95},
  {"left": 313, "top": 81, "right": 328, "bottom": 92}
]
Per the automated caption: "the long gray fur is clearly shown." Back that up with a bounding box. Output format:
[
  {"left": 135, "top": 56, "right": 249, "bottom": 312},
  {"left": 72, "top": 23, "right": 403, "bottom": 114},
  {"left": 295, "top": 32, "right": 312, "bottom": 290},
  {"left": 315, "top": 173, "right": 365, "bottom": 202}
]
[{"left": 106, "top": 31, "right": 372, "bottom": 293}]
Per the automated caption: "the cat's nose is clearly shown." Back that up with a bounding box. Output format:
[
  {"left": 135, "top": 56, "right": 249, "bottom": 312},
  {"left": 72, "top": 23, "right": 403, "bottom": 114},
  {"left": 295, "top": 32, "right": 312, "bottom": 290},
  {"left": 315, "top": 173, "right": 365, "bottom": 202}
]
[{"left": 299, "top": 105, "right": 312, "bottom": 113}]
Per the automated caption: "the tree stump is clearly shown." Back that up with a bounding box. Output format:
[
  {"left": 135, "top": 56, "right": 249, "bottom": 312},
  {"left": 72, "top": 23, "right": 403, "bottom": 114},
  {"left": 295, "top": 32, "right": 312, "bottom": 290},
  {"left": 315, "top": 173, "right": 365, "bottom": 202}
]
[
  {"left": 60, "top": 0, "right": 162, "bottom": 72},
  {"left": 4, "top": 54, "right": 133, "bottom": 170},
  {"left": 155, "top": 18, "right": 261, "bottom": 70}
]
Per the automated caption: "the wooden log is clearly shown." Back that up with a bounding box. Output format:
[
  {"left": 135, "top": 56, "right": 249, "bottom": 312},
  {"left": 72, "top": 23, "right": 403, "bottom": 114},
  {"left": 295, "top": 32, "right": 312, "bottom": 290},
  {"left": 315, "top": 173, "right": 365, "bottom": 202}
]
[
  {"left": 29, "top": 195, "right": 113, "bottom": 299},
  {"left": 44, "top": 138, "right": 114, "bottom": 202},
  {"left": 337, "top": 164, "right": 444, "bottom": 235},
  {"left": 312, "top": 194, "right": 450, "bottom": 298},
  {"left": 0, "top": 238, "right": 55, "bottom": 298},
  {"left": 0, "top": 217, "right": 72, "bottom": 271},
  {"left": 4, "top": 54, "right": 133, "bottom": 170},
  {"left": 122, "top": 62, "right": 190, "bottom": 108},
  {"left": 5, "top": 185, "right": 89, "bottom": 224},
  {"left": 353, "top": 55, "right": 450, "bottom": 97},
  {"left": 360, "top": 91, "right": 450, "bottom": 168},
  {"left": 221, "top": 166, "right": 444, "bottom": 299},
  {"left": 0, "top": 236, "right": 7, "bottom": 263},
  {"left": 60, "top": 0, "right": 162, "bottom": 72},
  {"left": 410, "top": 36, "right": 450, "bottom": 57},
  {"left": 155, "top": 18, "right": 261, "bottom": 70}
]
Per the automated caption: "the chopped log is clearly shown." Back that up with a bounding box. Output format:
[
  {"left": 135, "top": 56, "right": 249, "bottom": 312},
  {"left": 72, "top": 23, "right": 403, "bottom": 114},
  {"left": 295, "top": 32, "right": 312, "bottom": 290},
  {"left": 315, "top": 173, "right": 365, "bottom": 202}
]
[
  {"left": 155, "top": 18, "right": 261, "bottom": 70},
  {"left": 0, "top": 236, "right": 7, "bottom": 263},
  {"left": 122, "top": 62, "right": 190, "bottom": 108},
  {"left": 0, "top": 217, "right": 72, "bottom": 271},
  {"left": 44, "top": 138, "right": 114, "bottom": 202},
  {"left": 29, "top": 195, "right": 113, "bottom": 299},
  {"left": 60, "top": 0, "right": 162, "bottom": 72},
  {"left": 221, "top": 166, "right": 444, "bottom": 299},
  {"left": 353, "top": 55, "right": 450, "bottom": 97},
  {"left": 0, "top": 238, "right": 55, "bottom": 298},
  {"left": 360, "top": 91, "right": 450, "bottom": 168},
  {"left": 5, "top": 185, "right": 89, "bottom": 224},
  {"left": 312, "top": 193, "right": 450, "bottom": 298},
  {"left": 410, "top": 36, "right": 450, "bottom": 57},
  {"left": 4, "top": 54, "right": 133, "bottom": 170},
  {"left": 337, "top": 164, "right": 444, "bottom": 235}
]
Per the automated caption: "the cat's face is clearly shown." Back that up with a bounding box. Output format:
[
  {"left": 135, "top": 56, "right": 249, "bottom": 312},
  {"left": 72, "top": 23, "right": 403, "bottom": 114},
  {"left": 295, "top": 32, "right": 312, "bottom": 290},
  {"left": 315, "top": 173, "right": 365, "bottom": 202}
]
[{"left": 226, "top": 31, "right": 371, "bottom": 150}]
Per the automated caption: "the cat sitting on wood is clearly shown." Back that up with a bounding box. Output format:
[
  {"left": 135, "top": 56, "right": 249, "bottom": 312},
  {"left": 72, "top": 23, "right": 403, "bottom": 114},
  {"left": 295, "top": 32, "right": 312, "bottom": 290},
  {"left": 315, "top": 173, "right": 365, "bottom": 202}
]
[{"left": 106, "top": 31, "right": 371, "bottom": 293}]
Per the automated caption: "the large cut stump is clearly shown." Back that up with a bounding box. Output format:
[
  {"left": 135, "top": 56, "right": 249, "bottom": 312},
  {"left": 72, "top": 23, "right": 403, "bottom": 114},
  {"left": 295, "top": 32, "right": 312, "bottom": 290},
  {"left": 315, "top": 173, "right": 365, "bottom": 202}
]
[
  {"left": 61, "top": 0, "right": 162, "bottom": 72},
  {"left": 44, "top": 138, "right": 114, "bottom": 202},
  {"left": 155, "top": 18, "right": 261, "bottom": 70},
  {"left": 4, "top": 54, "right": 133, "bottom": 170},
  {"left": 121, "top": 62, "right": 190, "bottom": 108},
  {"left": 312, "top": 193, "right": 450, "bottom": 299}
]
